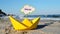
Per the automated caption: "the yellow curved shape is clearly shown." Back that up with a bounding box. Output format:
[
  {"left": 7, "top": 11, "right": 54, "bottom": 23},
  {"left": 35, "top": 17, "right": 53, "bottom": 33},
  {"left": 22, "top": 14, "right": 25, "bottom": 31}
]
[{"left": 9, "top": 16, "right": 40, "bottom": 30}]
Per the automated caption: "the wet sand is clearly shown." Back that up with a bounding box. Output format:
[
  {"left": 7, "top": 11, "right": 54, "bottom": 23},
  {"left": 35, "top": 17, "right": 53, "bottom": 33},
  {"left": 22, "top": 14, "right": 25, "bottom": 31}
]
[{"left": 0, "top": 18, "right": 60, "bottom": 34}]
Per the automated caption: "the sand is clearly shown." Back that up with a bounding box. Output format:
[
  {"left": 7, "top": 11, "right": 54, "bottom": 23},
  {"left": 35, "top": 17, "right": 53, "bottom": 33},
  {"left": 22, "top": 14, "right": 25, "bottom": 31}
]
[{"left": 0, "top": 18, "right": 60, "bottom": 34}]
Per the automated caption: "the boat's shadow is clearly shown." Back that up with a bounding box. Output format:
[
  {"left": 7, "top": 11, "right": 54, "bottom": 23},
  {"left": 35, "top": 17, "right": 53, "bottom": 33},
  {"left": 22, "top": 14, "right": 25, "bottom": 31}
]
[{"left": 36, "top": 22, "right": 54, "bottom": 29}]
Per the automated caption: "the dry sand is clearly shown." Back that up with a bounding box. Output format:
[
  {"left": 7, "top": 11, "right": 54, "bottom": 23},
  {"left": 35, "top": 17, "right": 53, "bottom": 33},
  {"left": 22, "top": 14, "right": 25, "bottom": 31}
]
[{"left": 0, "top": 18, "right": 60, "bottom": 34}]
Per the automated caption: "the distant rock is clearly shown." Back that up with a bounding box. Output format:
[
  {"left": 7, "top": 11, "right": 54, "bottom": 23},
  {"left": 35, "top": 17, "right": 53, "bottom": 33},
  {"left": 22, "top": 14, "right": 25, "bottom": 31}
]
[{"left": 0, "top": 9, "right": 7, "bottom": 17}]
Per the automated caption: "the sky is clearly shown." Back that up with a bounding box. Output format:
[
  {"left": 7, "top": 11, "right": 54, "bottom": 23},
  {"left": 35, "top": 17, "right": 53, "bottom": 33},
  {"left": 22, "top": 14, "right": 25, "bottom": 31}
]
[{"left": 0, "top": 0, "right": 60, "bottom": 15}]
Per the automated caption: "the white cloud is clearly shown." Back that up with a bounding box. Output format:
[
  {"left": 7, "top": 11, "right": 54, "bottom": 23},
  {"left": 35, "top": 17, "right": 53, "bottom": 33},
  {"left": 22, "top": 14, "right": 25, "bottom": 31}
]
[{"left": 21, "top": 5, "right": 35, "bottom": 14}]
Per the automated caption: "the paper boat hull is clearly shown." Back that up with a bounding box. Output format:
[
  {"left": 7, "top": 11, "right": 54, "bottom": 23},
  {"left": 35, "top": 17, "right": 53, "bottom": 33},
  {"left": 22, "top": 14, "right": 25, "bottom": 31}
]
[{"left": 9, "top": 16, "right": 40, "bottom": 30}]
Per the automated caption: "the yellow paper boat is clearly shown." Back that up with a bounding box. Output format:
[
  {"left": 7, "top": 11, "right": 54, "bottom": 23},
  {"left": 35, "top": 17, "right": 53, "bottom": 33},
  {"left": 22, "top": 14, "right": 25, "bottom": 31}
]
[{"left": 9, "top": 16, "right": 40, "bottom": 30}]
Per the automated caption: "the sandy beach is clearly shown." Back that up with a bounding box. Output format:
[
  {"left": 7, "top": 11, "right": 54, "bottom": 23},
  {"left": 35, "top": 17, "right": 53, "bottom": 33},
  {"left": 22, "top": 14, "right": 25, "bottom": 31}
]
[{"left": 0, "top": 18, "right": 60, "bottom": 34}]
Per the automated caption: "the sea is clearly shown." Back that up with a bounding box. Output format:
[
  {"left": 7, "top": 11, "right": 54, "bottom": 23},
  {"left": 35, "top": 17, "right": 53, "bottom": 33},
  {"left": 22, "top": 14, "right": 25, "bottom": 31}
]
[{"left": 0, "top": 15, "right": 60, "bottom": 20}]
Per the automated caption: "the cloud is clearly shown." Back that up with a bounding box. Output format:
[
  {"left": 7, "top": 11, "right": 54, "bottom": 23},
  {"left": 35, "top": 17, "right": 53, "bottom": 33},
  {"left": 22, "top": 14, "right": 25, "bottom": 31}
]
[{"left": 21, "top": 5, "right": 35, "bottom": 14}]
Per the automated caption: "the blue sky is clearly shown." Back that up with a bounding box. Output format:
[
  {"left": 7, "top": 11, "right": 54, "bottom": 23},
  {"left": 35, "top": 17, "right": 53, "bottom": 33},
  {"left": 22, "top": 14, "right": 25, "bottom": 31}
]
[{"left": 0, "top": 0, "right": 60, "bottom": 15}]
